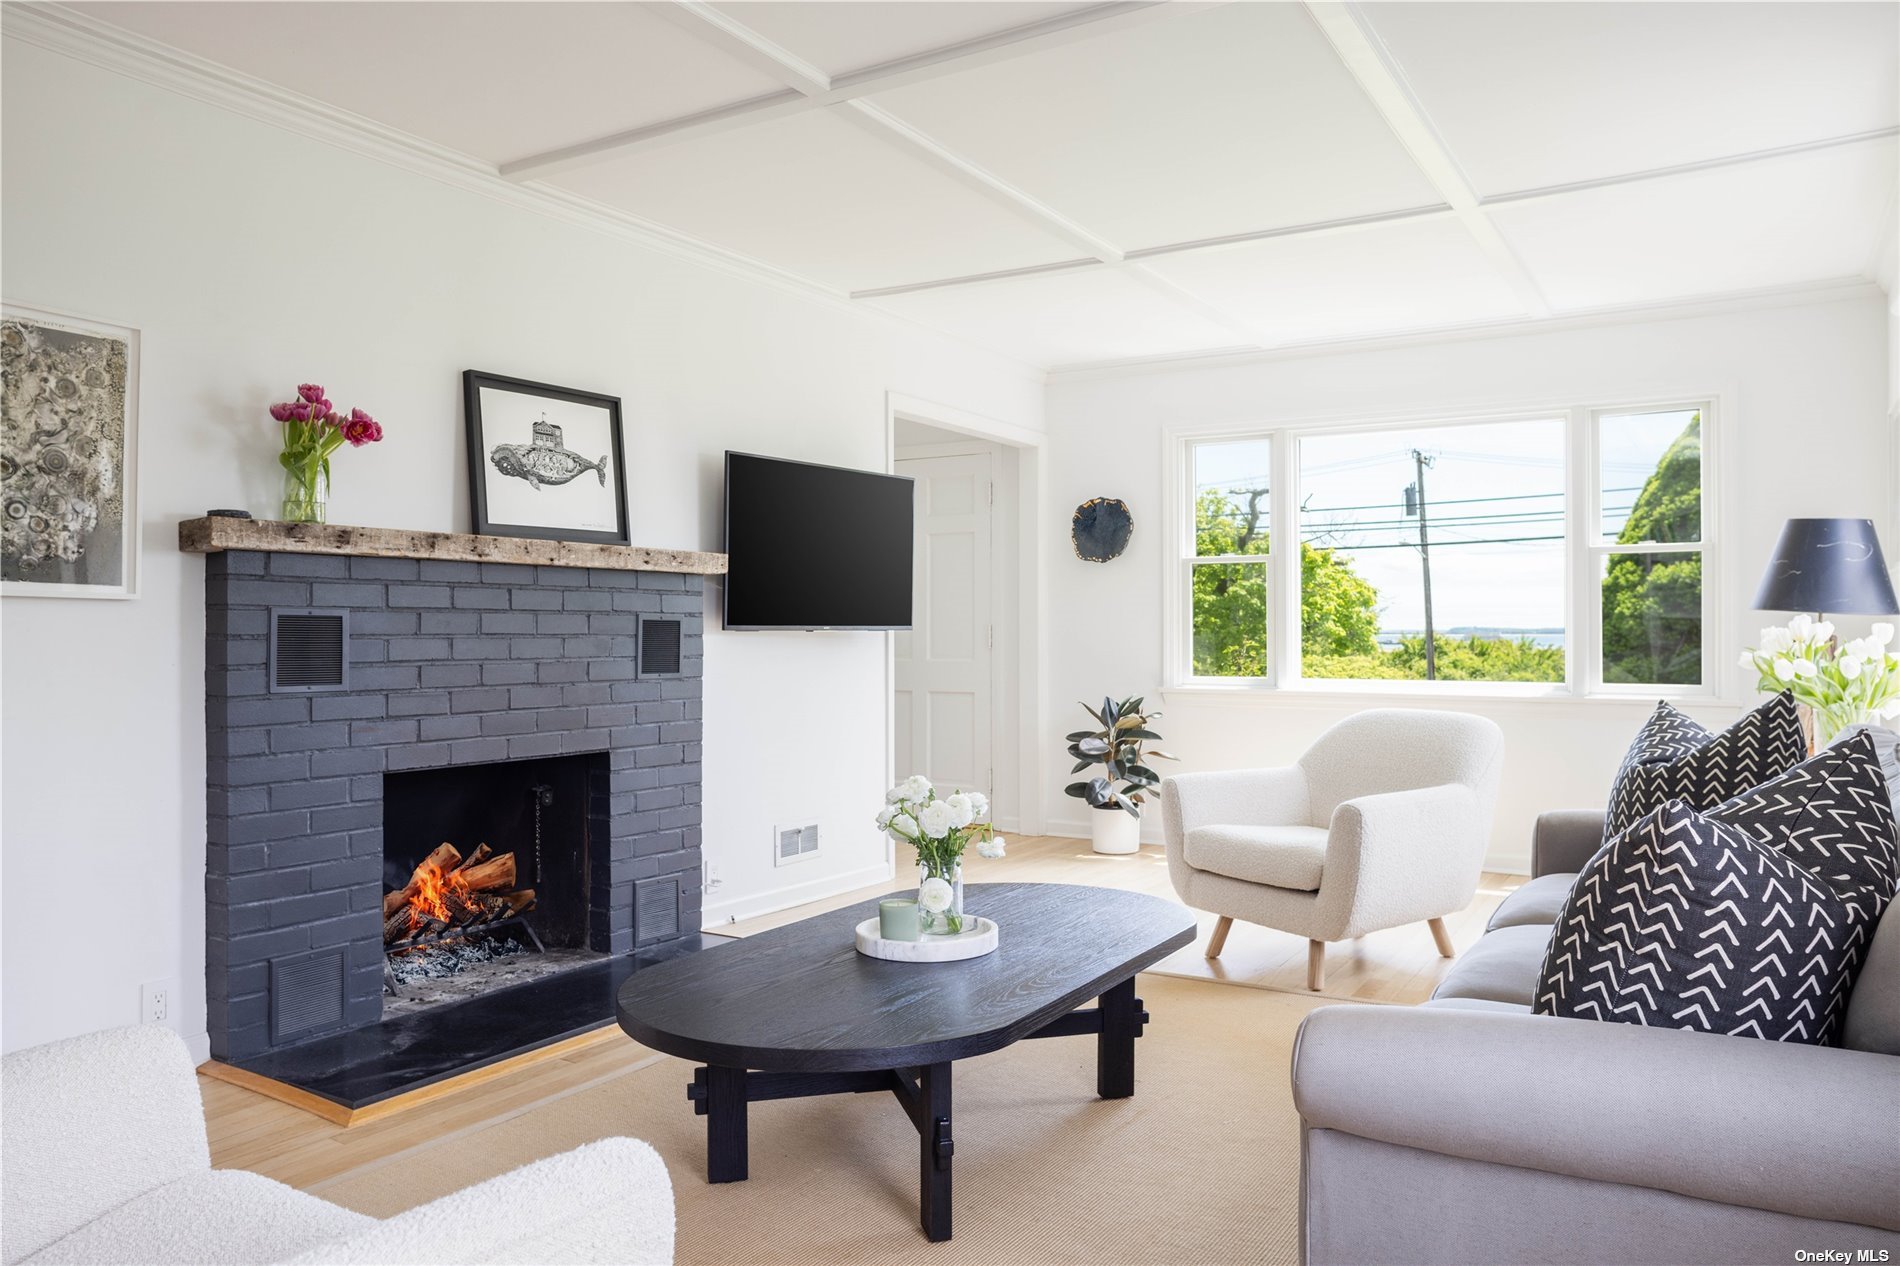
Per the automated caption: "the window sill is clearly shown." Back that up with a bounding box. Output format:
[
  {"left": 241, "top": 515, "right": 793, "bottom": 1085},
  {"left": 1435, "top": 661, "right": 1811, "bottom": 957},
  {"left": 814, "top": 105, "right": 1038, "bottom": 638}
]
[{"left": 1162, "top": 681, "right": 1741, "bottom": 709}]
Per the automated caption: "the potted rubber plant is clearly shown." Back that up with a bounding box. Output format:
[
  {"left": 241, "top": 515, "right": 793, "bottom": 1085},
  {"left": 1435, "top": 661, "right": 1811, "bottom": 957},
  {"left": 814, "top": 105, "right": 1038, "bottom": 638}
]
[{"left": 1064, "top": 696, "right": 1175, "bottom": 854}]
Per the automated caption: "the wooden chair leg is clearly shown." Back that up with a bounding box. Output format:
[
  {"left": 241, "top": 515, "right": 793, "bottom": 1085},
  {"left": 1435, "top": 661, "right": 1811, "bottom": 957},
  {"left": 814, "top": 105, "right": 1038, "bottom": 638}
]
[
  {"left": 1428, "top": 917, "right": 1455, "bottom": 958},
  {"left": 1307, "top": 940, "right": 1325, "bottom": 991},
  {"left": 1205, "top": 915, "right": 1233, "bottom": 960}
]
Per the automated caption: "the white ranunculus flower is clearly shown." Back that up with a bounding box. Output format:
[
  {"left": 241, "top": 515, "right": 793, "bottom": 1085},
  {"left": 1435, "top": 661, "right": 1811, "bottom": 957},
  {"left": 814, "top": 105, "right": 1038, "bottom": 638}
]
[
  {"left": 1774, "top": 657, "right": 1797, "bottom": 682},
  {"left": 886, "top": 784, "right": 907, "bottom": 804},
  {"left": 1841, "top": 654, "right": 1865, "bottom": 680},
  {"left": 890, "top": 813, "right": 917, "bottom": 839},
  {"left": 918, "top": 801, "right": 954, "bottom": 840},
  {"left": 917, "top": 877, "right": 953, "bottom": 913},
  {"left": 1793, "top": 658, "right": 1819, "bottom": 679},
  {"left": 1788, "top": 614, "right": 1814, "bottom": 643},
  {"left": 875, "top": 806, "right": 895, "bottom": 829},
  {"left": 1873, "top": 623, "right": 1895, "bottom": 647},
  {"left": 977, "top": 835, "right": 1006, "bottom": 859},
  {"left": 902, "top": 774, "right": 933, "bottom": 802},
  {"left": 945, "top": 793, "right": 975, "bottom": 829},
  {"left": 968, "top": 792, "right": 989, "bottom": 819}
]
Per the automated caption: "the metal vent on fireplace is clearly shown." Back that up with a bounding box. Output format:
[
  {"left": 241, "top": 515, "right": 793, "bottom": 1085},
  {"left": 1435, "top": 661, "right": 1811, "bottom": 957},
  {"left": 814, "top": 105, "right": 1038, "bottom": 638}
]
[
  {"left": 271, "top": 609, "right": 349, "bottom": 693},
  {"left": 638, "top": 616, "right": 683, "bottom": 678},
  {"left": 634, "top": 876, "right": 680, "bottom": 942},
  {"left": 269, "top": 948, "right": 344, "bottom": 1043}
]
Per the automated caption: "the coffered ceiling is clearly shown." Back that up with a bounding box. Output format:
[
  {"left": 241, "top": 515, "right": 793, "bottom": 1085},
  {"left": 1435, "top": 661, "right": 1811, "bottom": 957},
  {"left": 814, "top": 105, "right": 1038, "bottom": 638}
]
[{"left": 57, "top": 1, "right": 1900, "bottom": 370}]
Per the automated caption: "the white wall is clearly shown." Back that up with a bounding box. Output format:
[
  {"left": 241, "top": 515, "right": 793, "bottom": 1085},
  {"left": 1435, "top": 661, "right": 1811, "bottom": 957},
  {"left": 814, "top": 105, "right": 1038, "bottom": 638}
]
[
  {"left": 0, "top": 38, "right": 1043, "bottom": 1058},
  {"left": 1042, "top": 293, "right": 1896, "bottom": 871}
]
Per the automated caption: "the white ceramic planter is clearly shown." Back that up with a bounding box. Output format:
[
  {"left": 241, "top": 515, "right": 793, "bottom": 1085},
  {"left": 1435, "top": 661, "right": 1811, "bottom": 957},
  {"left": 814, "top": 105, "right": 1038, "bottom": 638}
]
[{"left": 1090, "top": 807, "right": 1141, "bottom": 855}]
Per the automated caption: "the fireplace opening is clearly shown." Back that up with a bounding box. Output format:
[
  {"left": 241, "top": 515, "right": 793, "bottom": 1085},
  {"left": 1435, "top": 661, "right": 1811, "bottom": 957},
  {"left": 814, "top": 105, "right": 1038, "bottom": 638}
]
[{"left": 380, "top": 752, "right": 608, "bottom": 1016}]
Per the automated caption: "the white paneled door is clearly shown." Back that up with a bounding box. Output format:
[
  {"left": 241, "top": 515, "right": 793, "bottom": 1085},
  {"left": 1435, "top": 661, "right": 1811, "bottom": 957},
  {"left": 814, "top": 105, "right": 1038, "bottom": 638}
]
[{"left": 894, "top": 450, "right": 993, "bottom": 800}]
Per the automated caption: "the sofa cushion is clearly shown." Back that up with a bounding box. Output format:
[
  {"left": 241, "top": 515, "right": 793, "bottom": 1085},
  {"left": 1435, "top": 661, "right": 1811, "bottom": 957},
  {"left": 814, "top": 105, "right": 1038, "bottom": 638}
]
[
  {"left": 1418, "top": 997, "right": 1533, "bottom": 1014},
  {"left": 1486, "top": 873, "right": 1576, "bottom": 931},
  {"left": 1535, "top": 799, "right": 1880, "bottom": 1045},
  {"left": 1844, "top": 899, "right": 1900, "bottom": 1055},
  {"left": 1605, "top": 692, "right": 1805, "bottom": 838},
  {"left": 1183, "top": 824, "right": 1328, "bottom": 891},
  {"left": 1431, "top": 923, "right": 1551, "bottom": 1006},
  {"left": 22, "top": 1170, "right": 372, "bottom": 1265}
]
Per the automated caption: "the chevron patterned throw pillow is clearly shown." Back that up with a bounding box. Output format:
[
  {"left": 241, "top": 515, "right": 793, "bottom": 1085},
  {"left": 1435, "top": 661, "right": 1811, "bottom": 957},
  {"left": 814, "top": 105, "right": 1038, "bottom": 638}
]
[
  {"left": 1604, "top": 692, "right": 1807, "bottom": 839},
  {"left": 1536, "top": 730, "right": 1900, "bottom": 1044}
]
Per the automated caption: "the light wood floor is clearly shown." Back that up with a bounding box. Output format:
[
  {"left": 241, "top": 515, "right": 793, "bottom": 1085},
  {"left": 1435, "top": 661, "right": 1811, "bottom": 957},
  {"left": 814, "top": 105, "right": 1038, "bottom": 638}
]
[{"left": 203, "top": 833, "right": 1522, "bottom": 1189}]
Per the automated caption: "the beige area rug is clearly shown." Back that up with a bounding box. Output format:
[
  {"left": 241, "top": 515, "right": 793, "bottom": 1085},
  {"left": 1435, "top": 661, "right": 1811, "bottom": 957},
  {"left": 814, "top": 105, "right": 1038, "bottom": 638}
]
[{"left": 316, "top": 974, "right": 1324, "bottom": 1265}]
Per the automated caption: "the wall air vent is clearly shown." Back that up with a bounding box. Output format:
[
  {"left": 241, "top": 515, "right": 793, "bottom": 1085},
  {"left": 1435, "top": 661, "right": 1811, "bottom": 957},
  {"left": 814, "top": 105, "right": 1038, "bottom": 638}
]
[
  {"left": 634, "top": 876, "right": 681, "bottom": 942},
  {"left": 775, "top": 821, "right": 820, "bottom": 866},
  {"left": 271, "top": 609, "right": 348, "bottom": 693},
  {"left": 269, "top": 949, "right": 344, "bottom": 1043},
  {"left": 638, "top": 616, "right": 683, "bottom": 678}
]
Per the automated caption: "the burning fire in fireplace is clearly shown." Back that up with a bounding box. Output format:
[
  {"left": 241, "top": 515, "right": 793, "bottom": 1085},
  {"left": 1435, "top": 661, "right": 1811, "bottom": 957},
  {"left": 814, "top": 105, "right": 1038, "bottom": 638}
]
[{"left": 382, "top": 842, "right": 537, "bottom": 947}]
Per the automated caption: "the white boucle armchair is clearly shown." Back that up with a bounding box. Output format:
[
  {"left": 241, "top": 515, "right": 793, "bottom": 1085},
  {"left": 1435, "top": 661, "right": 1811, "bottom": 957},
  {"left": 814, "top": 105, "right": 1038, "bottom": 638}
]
[
  {"left": 2, "top": 1025, "right": 674, "bottom": 1266},
  {"left": 1161, "top": 709, "right": 1503, "bottom": 990}
]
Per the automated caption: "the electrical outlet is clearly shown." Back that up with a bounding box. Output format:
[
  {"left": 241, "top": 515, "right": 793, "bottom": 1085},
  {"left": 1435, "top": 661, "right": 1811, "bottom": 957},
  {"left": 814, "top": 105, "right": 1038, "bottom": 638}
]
[
  {"left": 704, "top": 864, "right": 723, "bottom": 892},
  {"left": 140, "top": 979, "right": 172, "bottom": 1026}
]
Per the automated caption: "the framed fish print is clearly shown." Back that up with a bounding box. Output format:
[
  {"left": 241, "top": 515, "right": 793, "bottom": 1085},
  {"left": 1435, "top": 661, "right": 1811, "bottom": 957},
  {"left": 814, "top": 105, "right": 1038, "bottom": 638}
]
[
  {"left": 463, "top": 370, "right": 629, "bottom": 546},
  {"left": 1, "top": 303, "right": 141, "bottom": 599}
]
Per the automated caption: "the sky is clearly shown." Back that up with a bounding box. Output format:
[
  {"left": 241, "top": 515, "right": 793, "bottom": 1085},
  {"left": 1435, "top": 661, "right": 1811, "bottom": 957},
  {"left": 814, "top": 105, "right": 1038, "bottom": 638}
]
[{"left": 1193, "top": 410, "right": 1696, "bottom": 633}]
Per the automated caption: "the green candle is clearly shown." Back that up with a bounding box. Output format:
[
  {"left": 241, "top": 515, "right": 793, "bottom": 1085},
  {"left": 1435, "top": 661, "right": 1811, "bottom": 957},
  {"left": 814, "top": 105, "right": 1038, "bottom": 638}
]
[{"left": 879, "top": 897, "right": 921, "bottom": 942}]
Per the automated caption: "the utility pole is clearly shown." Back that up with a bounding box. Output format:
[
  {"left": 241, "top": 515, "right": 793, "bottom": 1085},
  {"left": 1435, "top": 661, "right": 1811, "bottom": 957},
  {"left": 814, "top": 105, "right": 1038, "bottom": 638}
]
[{"left": 1405, "top": 449, "right": 1438, "bottom": 679}]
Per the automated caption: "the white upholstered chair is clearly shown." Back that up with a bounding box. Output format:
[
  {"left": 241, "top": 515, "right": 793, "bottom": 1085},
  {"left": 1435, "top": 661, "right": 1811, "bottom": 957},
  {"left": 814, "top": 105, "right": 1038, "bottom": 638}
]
[
  {"left": 1161, "top": 709, "right": 1504, "bottom": 990},
  {"left": 2, "top": 1025, "right": 675, "bottom": 1265}
]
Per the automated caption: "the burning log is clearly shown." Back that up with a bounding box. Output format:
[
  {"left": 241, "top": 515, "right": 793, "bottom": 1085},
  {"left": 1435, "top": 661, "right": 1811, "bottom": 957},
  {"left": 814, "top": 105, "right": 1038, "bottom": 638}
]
[
  {"left": 452, "top": 843, "right": 492, "bottom": 874},
  {"left": 383, "top": 843, "right": 462, "bottom": 917},
  {"left": 457, "top": 853, "right": 515, "bottom": 894},
  {"left": 381, "top": 844, "right": 536, "bottom": 947}
]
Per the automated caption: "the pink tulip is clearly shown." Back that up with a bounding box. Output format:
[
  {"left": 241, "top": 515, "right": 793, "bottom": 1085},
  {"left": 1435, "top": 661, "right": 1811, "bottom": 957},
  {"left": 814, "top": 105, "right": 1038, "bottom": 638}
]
[
  {"left": 297, "top": 383, "right": 327, "bottom": 405},
  {"left": 269, "top": 402, "right": 295, "bottom": 422},
  {"left": 342, "top": 409, "right": 381, "bottom": 447}
]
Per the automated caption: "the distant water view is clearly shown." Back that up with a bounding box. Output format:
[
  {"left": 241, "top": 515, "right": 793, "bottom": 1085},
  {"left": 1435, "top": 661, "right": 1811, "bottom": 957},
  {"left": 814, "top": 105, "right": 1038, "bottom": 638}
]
[{"left": 1376, "top": 628, "right": 1566, "bottom": 650}]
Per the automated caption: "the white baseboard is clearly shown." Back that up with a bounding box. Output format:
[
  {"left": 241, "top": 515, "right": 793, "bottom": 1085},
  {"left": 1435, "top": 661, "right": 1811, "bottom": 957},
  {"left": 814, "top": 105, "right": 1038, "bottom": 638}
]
[
  {"left": 185, "top": 1029, "right": 210, "bottom": 1064},
  {"left": 699, "top": 859, "right": 895, "bottom": 927}
]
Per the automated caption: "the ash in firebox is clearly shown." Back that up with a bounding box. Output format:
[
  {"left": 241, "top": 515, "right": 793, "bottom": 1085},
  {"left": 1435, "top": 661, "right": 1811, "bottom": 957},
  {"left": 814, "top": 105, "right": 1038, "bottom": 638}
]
[{"left": 387, "top": 935, "right": 529, "bottom": 987}]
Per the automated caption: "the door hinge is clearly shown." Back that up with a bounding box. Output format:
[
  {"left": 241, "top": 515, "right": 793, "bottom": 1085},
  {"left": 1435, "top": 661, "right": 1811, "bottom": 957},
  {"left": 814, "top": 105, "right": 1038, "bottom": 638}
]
[
  {"left": 986, "top": 624, "right": 993, "bottom": 651},
  {"left": 987, "top": 480, "right": 994, "bottom": 507}
]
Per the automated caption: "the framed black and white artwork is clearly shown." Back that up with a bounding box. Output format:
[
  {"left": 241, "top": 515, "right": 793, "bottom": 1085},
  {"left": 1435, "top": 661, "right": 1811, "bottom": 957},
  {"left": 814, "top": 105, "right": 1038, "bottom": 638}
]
[
  {"left": 463, "top": 370, "right": 629, "bottom": 546},
  {"left": 1, "top": 303, "right": 140, "bottom": 599}
]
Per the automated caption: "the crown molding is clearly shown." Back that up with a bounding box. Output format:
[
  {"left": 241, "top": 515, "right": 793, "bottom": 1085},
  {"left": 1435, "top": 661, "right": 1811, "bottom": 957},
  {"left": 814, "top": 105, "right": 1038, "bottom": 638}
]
[
  {"left": 1044, "top": 277, "right": 1888, "bottom": 381},
  {"left": 0, "top": 2, "right": 1048, "bottom": 383}
]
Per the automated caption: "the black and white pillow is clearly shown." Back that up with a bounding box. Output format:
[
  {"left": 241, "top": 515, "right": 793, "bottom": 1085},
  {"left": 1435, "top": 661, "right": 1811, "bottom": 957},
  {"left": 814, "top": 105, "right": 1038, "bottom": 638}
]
[
  {"left": 1536, "top": 732, "right": 1900, "bottom": 1045},
  {"left": 1605, "top": 692, "right": 1806, "bottom": 838}
]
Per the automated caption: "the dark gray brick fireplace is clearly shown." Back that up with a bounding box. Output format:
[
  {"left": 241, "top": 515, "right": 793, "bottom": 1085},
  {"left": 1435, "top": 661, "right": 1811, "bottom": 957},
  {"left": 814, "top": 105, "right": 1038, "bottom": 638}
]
[{"left": 202, "top": 549, "right": 704, "bottom": 1061}]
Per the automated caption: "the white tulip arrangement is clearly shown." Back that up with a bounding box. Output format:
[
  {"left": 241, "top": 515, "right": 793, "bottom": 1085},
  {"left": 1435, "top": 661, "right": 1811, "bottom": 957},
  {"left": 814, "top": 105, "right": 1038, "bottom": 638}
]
[
  {"left": 875, "top": 774, "right": 1003, "bottom": 934},
  {"left": 1742, "top": 616, "right": 1900, "bottom": 746}
]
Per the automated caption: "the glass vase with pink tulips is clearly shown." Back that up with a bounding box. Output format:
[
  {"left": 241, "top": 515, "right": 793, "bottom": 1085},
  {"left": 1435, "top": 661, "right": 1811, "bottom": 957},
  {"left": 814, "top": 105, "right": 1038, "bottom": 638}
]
[{"left": 271, "top": 383, "right": 383, "bottom": 523}]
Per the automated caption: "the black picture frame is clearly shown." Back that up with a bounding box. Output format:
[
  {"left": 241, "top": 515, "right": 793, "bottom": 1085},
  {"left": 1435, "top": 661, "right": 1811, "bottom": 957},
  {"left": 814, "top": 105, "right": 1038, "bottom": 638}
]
[{"left": 463, "top": 370, "right": 630, "bottom": 545}]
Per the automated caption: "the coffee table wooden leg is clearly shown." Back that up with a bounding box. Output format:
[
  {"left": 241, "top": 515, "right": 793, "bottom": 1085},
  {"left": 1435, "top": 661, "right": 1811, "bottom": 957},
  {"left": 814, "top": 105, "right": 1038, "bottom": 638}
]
[
  {"left": 704, "top": 1065, "right": 749, "bottom": 1183},
  {"left": 1097, "top": 977, "right": 1142, "bottom": 1099},
  {"left": 919, "top": 1062, "right": 953, "bottom": 1242}
]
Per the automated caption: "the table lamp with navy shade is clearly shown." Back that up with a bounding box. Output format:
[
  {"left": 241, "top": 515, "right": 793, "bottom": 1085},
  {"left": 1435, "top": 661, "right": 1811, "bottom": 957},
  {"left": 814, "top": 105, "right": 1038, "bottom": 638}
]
[{"left": 1751, "top": 518, "right": 1900, "bottom": 618}]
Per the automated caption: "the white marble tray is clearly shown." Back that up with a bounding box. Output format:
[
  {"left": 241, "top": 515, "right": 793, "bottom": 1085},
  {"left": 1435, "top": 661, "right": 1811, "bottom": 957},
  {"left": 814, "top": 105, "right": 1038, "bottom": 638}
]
[{"left": 855, "top": 916, "right": 999, "bottom": 962}]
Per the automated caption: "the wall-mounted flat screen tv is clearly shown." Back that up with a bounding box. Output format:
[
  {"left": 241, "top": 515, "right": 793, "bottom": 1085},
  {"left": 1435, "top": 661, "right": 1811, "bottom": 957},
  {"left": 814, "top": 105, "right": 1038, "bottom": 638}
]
[{"left": 722, "top": 452, "right": 914, "bottom": 630}]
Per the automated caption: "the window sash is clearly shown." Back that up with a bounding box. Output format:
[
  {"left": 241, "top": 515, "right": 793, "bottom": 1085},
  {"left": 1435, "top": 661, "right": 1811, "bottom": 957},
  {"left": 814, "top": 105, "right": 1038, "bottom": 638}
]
[{"left": 1172, "top": 401, "right": 1718, "bottom": 697}]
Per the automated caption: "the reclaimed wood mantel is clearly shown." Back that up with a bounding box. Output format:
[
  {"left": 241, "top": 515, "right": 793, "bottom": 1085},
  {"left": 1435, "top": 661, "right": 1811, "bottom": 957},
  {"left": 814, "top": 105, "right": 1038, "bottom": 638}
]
[{"left": 178, "top": 517, "right": 727, "bottom": 575}]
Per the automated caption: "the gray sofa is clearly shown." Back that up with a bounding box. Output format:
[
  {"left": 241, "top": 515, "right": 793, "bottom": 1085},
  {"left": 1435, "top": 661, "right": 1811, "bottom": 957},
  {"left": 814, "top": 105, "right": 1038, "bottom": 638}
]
[{"left": 1293, "top": 808, "right": 1900, "bottom": 1266}]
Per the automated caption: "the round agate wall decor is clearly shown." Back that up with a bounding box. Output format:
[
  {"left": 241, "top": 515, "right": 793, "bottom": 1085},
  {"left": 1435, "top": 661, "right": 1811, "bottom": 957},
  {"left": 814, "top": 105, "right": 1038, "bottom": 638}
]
[{"left": 1072, "top": 497, "right": 1133, "bottom": 562}]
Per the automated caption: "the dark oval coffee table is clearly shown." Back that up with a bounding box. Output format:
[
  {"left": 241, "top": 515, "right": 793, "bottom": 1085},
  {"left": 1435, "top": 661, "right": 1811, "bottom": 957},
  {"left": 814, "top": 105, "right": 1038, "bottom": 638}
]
[{"left": 616, "top": 882, "right": 1196, "bottom": 1242}]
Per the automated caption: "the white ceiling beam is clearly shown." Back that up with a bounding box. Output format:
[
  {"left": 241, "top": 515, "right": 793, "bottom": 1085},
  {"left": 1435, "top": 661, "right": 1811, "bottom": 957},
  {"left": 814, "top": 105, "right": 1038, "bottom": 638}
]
[
  {"left": 500, "top": 0, "right": 1220, "bottom": 182},
  {"left": 498, "top": 89, "right": 808, "bottom": 181},
  {"left": 836, "top": 100, "right": 1128, "bottom": 264},
  {"left": 1304, "top": 1, "right": 1552, "bottom": 319}
]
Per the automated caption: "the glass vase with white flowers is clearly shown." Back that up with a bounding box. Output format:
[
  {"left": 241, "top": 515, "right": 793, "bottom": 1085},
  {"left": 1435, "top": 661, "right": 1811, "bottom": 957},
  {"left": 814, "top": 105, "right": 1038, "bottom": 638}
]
[
  {"left": 876, "top": 775, "right": 1004, "bottom": 935},
  {"left": 1742, "top": 615, "right": 1900, "bottom": 748}
]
